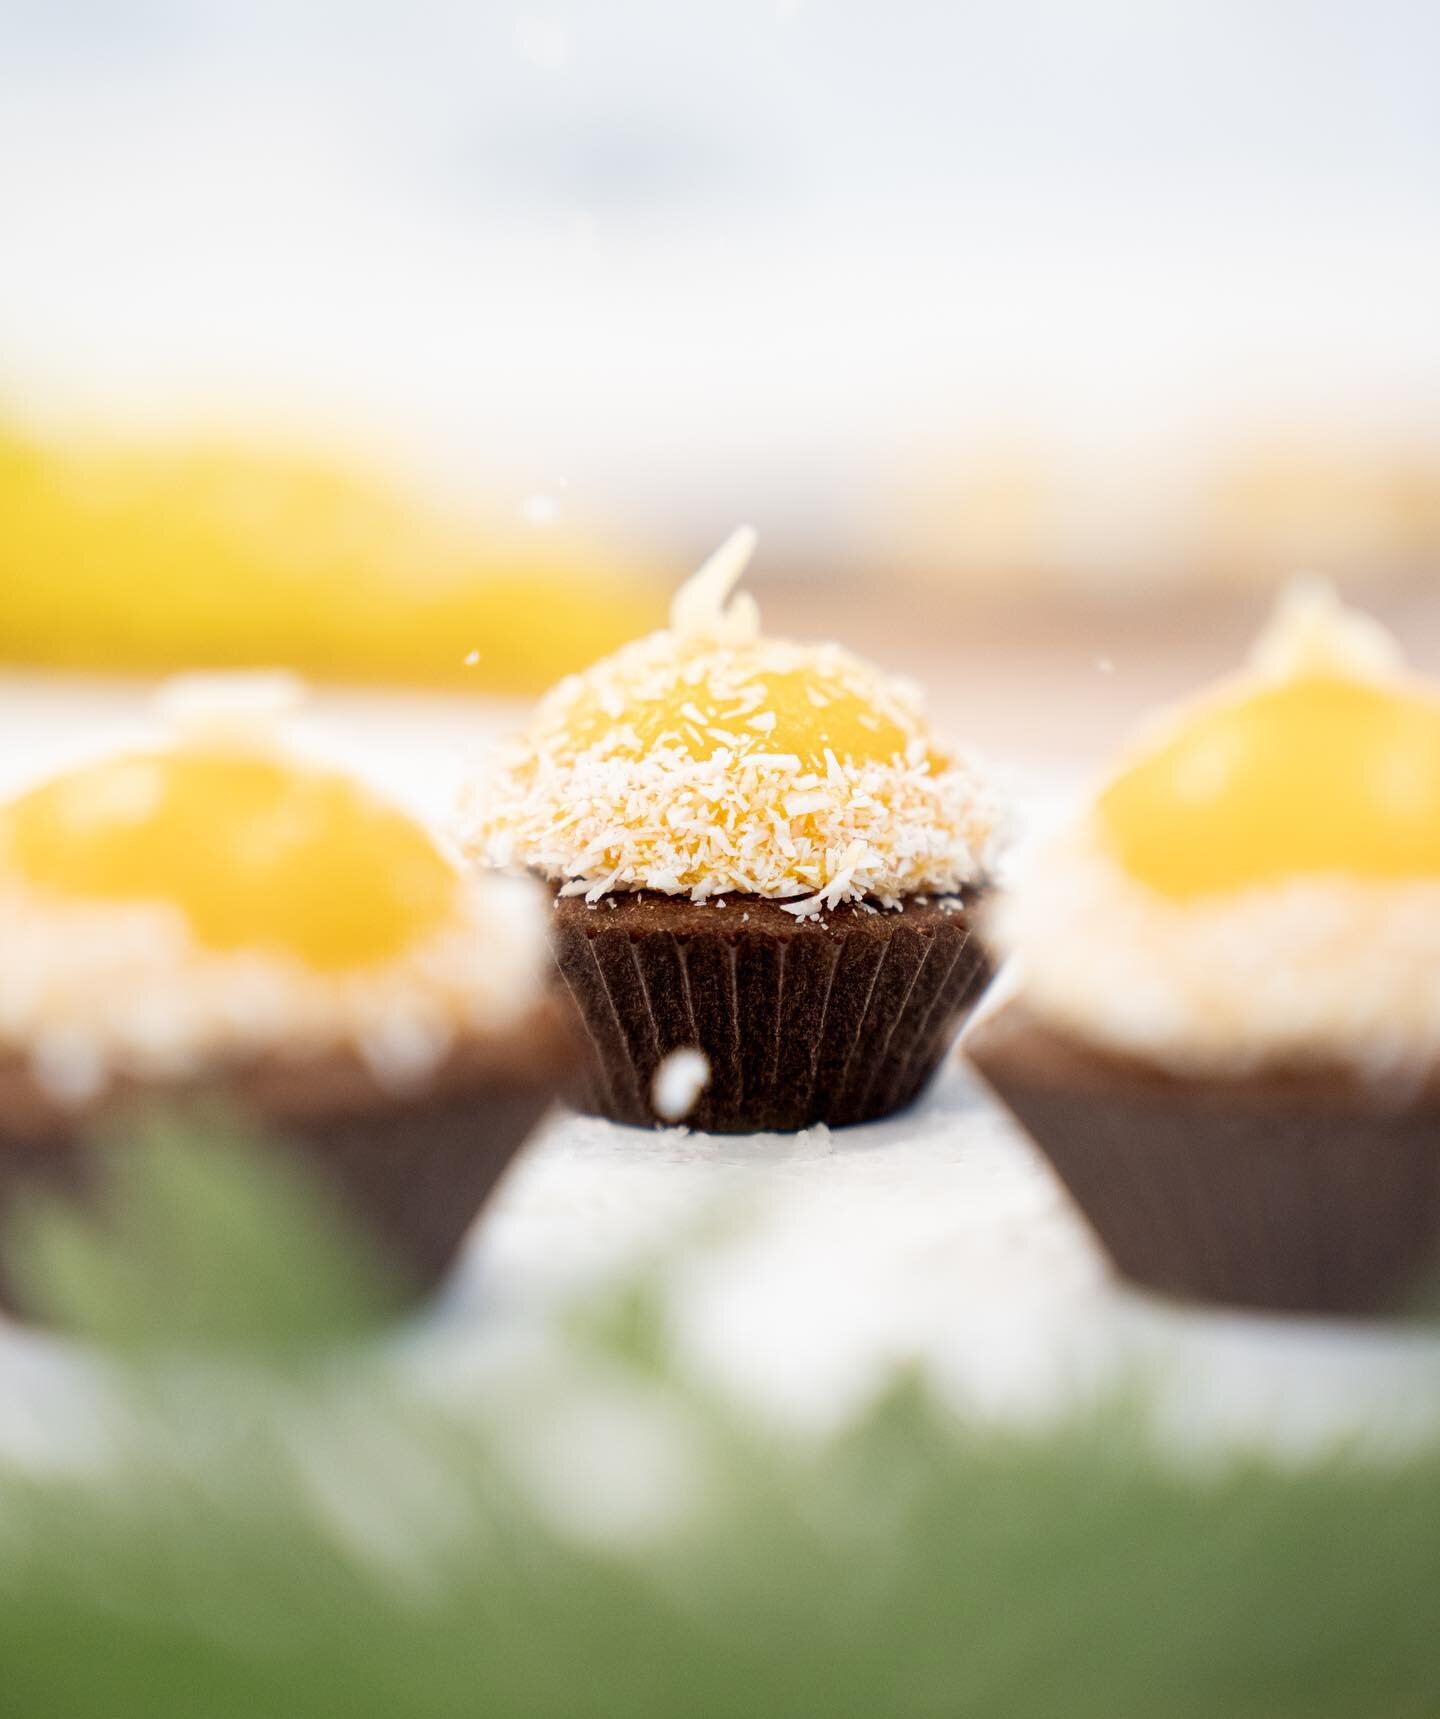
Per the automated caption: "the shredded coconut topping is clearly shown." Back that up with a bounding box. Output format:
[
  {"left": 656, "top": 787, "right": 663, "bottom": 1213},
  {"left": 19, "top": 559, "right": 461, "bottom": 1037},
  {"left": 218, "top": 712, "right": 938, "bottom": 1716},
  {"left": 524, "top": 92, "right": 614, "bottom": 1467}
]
[
  {"left": 0, "top": 871, "right": 549, "bottom": 1104},
  {"left": 459, "top": 533, "right": 1004, "bottom": 912},
  {"left": 1001, "top": 819, "right": 1440, "bottom": 1079}
]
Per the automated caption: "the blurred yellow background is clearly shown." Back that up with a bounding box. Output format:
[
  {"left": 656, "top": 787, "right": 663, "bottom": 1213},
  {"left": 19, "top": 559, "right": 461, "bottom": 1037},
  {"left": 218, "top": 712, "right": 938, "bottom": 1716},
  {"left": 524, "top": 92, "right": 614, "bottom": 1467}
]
[
  {"left": 0, "top": 422, "right": 659, "bottom": 692},
  {"left": 2, "top": 2, "right": 1440, "bottom": 703}
]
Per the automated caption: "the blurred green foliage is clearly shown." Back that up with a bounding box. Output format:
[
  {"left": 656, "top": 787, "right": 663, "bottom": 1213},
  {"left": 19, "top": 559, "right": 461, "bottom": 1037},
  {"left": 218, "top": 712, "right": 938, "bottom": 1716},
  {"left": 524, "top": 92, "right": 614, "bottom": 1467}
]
[
  {"left": 0, "top": 1129, "right": 1437, "bottom": 1718},
  {"left": 6, "top": 1114, "right": 406, "bottom": 1352}
]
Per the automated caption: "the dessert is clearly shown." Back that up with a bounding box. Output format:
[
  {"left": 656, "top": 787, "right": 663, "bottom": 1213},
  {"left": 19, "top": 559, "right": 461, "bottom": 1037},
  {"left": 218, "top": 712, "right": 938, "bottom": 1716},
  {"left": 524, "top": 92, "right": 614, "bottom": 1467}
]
[
  {"left": 0, "top": 680, "right": 564, "bottom": 1313},
  {"left": 460, "top": 529, "right": 1005, "bottom": 1131},
  {"left": 968, "top": 582, "right": 1440, "bottom": 1314}
]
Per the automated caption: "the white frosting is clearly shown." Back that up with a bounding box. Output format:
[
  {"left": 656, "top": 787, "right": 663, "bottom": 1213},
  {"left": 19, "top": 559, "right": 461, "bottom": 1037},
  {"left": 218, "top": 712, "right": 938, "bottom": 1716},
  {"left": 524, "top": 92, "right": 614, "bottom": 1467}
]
[
  {"left": 1001, "top": 585, "right": 1440, "bottom": 1077},
  {"left": 0, "top": 870, "right": 549, "bottom": 1105}
]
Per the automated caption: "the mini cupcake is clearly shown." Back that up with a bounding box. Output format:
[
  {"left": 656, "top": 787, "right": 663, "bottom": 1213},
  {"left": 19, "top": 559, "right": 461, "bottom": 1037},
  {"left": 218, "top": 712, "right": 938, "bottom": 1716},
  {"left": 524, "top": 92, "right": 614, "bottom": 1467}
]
[
  {"left": 968, "top": 582, "right": 1440, "bottom": 1315},
  {"left": 459, "top": 529, "right": 1005, "bottom": 1131},
  {"left": 0, "top": 679, "right": 565, "bottom": 1311}
]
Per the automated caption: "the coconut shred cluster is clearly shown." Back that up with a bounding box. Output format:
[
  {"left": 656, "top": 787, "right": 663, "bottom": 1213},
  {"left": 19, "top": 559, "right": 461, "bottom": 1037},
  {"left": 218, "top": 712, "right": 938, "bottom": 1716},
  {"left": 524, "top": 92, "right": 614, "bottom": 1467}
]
[{"left": 460, "top": 530, "right": 1004, "bottom": 916}]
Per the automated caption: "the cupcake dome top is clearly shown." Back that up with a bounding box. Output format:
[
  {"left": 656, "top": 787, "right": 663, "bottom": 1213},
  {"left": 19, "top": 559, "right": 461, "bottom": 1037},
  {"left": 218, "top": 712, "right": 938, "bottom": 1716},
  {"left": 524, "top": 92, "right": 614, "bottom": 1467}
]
[
  {"left": 462, "top": 530, "right": 1002, "bottom": 914},
  {"left": 1000, "top": 583, "right": 1440, "bottom": 1077},
  {"left": 0, "top": 680, "right": 547, "bottom": 1100},
  {"left": 1099, "top": 582, "right": 1440, "bottom": 896},
  {"left": 4, "top": 747, "right": 460, "bottom": 972}
]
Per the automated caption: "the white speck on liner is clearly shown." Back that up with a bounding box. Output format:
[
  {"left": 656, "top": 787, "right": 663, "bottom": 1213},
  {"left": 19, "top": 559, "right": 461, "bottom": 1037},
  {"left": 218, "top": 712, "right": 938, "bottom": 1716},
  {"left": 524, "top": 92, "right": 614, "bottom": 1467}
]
[{"left": 652, "top": 1047, "right": 710, "bottom": 1122}]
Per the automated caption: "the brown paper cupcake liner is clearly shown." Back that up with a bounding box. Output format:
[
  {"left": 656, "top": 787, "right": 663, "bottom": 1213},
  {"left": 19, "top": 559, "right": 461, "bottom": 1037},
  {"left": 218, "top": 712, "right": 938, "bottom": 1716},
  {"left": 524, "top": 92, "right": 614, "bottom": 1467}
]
[
  {"left": 0, "top": 1009, "right": 570, "bottom": 1318},
  {"left": 966, "top": 999, "right": 1440, "bottom": 1316},
  {"left": 552, "top": 889, "right": 992, "bottom": 1132}
]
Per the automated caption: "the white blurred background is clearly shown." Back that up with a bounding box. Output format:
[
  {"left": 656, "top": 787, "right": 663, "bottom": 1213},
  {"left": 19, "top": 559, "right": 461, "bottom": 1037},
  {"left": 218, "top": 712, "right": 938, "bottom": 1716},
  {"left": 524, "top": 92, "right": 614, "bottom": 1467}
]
[{"left": 4, "top": 0, "right": 1440, "bottom": 590}]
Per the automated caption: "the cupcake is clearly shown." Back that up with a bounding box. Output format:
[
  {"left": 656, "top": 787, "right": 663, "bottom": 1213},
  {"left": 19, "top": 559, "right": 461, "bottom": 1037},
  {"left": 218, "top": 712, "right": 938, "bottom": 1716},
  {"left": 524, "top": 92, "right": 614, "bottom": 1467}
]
[
  {"left": 967, "top": 582, "right": 1440, "bottom": 1315},
  {"left": 459, "top": 529, "right": 1004, "bottom": 1132},
  {"left": 0, "top": 679, "right": 565, "bottom": 1312}
]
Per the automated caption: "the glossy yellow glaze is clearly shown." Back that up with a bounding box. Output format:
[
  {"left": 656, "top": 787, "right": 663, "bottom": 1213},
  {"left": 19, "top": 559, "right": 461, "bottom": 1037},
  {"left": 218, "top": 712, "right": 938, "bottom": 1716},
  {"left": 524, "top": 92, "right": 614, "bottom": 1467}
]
[
  {"left": 1099, "top": 674, "right": 1440, "bottom": 897},
  {"left": 561, "top": 660, "right": 921, "bottom": 770},
  {"left": 1, "top": 749, "right": 460, "bottom": 969}
]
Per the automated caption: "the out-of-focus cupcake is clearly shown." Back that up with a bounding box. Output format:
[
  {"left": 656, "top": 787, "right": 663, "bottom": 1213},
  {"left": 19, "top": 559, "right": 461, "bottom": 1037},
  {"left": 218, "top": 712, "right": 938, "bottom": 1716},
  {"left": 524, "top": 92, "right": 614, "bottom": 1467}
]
[
  {"left": 459, "top": 529, "right": 1005, "bottom": 1132},
  {"left": 968, "top": 582, "right": 1440, "bottom": 1315},
  {"left": 0, "top": 679, "right": 564, "bottom": 1312}
]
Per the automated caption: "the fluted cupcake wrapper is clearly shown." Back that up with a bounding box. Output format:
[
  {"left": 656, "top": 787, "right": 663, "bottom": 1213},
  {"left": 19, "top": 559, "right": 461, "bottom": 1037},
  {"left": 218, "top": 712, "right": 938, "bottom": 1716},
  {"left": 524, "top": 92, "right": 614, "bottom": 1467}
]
[
  {"left": 552, "top": 890, "right": 992, "bottom": 1133},
  {"left": 272, "top": 1082, "right": 555, "bottom": 1296},
  {"left": 0, "top": 1037, "right": 566, "bottom": 1320},
  {"left": 967, "top": 1000, "right": 1440, "bottom": 1316}
]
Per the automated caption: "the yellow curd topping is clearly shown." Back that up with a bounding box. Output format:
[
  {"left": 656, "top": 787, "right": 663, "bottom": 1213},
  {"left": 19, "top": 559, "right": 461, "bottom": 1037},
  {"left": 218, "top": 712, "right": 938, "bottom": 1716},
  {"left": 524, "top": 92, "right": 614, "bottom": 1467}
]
[
  {"left": 558, "top": 660, "right": 927, "bottom": 772},
  {"left": 1, "top": 747, "right": 461, "bottom": 971},
  {"left": 1098, "top": 580, "right": 1440, "bottom": 899},
  {"left": 553, "top": 526, "right": 927, "bottom": 772},
  {"left": 461, "top": 528, "right": 1001, "bottom": 912}
]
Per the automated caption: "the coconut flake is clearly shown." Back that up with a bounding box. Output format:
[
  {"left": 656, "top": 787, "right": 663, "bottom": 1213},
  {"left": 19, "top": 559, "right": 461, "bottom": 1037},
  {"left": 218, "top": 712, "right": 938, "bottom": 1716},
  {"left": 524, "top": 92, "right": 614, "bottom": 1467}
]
[
  {"left": 668, "top": 526, "right": 761, "bottom": 644},
  {"left": 651, "top": 1047, "right": 711, "bottom": 1121},
  {"left": 1249, "top": 577, "right": 1404, "bottom": 683}
]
